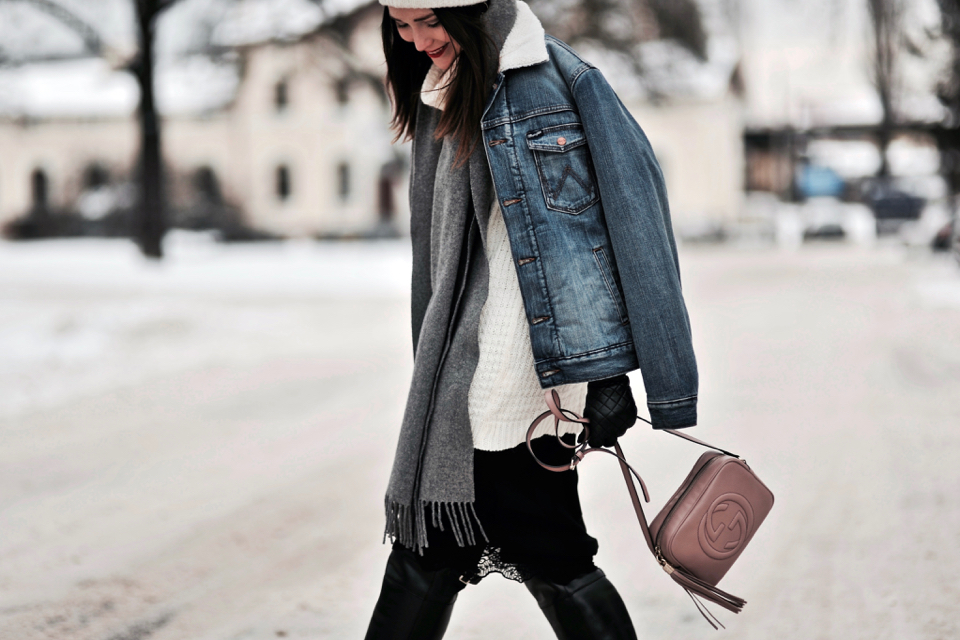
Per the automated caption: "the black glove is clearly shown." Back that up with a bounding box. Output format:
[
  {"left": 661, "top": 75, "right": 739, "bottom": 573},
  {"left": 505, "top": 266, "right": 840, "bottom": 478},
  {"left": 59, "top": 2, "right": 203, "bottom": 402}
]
[{"left": 582, "top": 374, "right": 637, "bottom": 448}]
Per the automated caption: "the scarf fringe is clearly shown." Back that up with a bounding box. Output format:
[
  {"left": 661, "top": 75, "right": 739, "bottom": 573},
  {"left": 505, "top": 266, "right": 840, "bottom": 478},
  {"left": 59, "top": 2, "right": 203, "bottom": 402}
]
[{"left": 384, "top": 497, "right": 488, "bottom": 553}]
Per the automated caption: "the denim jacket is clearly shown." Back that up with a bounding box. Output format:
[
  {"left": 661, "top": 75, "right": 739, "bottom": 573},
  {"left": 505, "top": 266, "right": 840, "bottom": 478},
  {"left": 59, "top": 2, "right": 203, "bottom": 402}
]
[{"left": 478, "top": 36, "right": 698, "bottom": 429}]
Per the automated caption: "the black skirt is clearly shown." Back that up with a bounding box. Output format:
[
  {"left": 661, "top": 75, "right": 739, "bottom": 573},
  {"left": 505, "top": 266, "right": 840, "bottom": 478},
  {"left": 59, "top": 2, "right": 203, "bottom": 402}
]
[{"left": 395, "top": 434, "right": 599, "bottom": 585}]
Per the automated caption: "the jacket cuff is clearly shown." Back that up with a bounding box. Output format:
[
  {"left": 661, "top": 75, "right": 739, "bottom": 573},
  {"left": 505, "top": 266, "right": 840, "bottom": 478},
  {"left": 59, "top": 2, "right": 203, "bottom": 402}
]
[
  {"left": 647, "top": 397, "right": 697, "bottom": 429},
  {"left": 587, "top": 374, "right": 630, "bottom": 390}
]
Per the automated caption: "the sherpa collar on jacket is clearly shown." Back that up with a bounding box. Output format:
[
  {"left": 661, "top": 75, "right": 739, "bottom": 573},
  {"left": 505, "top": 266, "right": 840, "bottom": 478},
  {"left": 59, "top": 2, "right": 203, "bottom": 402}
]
[{"left": 420, "top": 1, "right": 547, "bottom": 110}]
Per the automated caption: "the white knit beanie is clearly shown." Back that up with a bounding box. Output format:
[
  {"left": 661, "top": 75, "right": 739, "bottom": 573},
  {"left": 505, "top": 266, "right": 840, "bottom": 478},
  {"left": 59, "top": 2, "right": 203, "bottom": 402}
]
[{"left": 379, "top": 0, "right": 485, "bottom": 8}]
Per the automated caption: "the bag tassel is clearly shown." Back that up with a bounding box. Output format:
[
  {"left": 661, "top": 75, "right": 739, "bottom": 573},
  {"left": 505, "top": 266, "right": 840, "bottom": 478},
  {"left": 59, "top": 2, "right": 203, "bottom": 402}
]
[
  {"left": 683, "top": 588, "right": 725, "bottom": 630},
  {"left": 666, "top": 565, "right": 746, "bottom": 614}
]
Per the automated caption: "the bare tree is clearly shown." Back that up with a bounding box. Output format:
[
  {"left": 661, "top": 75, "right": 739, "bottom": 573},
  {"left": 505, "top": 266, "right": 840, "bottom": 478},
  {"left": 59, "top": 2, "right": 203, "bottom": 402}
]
[
  {"left": 527, "top": 0, "right": 707, "bottom": 83},
  {"left": 936, "top": 1, "right": 960, "bottom": 125},
  {"left": 935, "top": 0, "right": 960, "bottom": 256},
  {"left": 131, "top": 0, "right": 181, "bottom": 258},
  {"left": 867, "top": 0, "right": 904, "bottom": 178},
  {"left": 647, "top": 0, "right": 707, "bottom": 60},
  {"left": 5, "top": 0, "right": 184, "bottom": 258}
]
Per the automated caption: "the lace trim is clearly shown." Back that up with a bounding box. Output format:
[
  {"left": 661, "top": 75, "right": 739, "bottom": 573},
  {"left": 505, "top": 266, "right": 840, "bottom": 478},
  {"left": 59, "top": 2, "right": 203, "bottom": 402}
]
[{"left": 471, "top": 546, "right": 534, "bottom": 584}]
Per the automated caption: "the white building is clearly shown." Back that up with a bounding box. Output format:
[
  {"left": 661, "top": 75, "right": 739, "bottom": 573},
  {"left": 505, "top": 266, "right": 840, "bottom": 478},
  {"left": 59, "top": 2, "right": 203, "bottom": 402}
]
[
  {"left": 0, "top": 0, "right": 749, "bottom": 239},
  {"left": 0, "top": 1, "right": 406, "bottom": 239}
]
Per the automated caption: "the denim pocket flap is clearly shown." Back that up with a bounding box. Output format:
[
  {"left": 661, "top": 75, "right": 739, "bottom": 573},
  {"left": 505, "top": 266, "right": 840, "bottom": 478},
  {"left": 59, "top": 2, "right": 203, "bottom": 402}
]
[{"left": 526, "top": 126, "right": 588, "bottom": 153}]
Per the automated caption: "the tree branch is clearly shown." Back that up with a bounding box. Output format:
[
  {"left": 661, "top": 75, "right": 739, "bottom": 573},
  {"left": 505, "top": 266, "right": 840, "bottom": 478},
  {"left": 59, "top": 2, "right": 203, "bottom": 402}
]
[
  {"left": 6, "top": 0, "right": 105, "bottom": 56},
  {"left": 156, "top": 0, "right": 182, "bottom": 15},
  {"left": 527, "top": 0, "right": 707, "bottom": 68}
]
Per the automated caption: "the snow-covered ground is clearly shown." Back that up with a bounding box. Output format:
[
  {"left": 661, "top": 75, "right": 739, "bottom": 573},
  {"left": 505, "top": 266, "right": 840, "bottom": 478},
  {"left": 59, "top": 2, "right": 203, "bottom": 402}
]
[
  {"left": 2, "top": 235, "right": 960, "bottom": 639},
  {"left": 0, "top": 233, "right": 409, "bottom": 419}
]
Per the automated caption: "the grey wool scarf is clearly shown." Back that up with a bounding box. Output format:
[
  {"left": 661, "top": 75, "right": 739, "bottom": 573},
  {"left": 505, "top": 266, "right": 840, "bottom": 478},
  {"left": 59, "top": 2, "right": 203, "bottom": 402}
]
[{"left": 384, "top": 0, "right": 520, "bottom": 553}]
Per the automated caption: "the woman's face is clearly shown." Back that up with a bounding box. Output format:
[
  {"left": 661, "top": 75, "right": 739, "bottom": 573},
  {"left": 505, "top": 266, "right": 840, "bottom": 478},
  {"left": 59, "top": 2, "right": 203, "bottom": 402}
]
[{"left": 388, "top": 7, "right": 460, "bottom": 71}]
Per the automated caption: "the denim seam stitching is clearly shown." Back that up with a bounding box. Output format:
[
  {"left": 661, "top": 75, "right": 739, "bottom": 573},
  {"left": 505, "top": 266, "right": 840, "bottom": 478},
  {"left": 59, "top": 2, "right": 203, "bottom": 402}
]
[
  {"left": 529, "top": 149, "right": 597, "bottom": 215},
  {"left": 534, "top": 340, "right": 635, "bottom": 366},
  {"left": 482, "top": 105, "right": 576, "bottom": 129},
  {"left": 648, "top": 395, "right": 698, "bottom": 406},
  {"left": 593, "top": 248, "right": 628, "bottom": 324}
]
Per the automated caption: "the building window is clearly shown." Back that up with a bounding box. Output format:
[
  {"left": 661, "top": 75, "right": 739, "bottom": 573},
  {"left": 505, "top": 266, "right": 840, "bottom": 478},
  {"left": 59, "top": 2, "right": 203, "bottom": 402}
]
[
  {"left": 276, "top": 165, "right": 291, "bottom": 201},
  {"left": 337, "top": 162, "right": 350, "bottom": 201},
  {"left": 31, "top": 168, "right": 48, "bottom": 210},
  {"left": 193, "top": 166, "right": 222, "bottom": 204},
  {"left": 275, "top": 80, "right": 288, "bottom": 112},
  {"left": 378, "top": 176, "right": 394, "bottom": 222},
  {"left": 335, "top": 78, "right": 349, "bottom": 106},
  {"left": 83, "top": 164, "right": 109, "bottom": 190}
]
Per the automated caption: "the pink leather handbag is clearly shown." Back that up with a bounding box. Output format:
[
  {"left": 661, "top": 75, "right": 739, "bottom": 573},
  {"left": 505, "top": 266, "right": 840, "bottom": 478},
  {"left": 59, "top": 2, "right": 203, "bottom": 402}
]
[{"left": 527, "top": 390, "right": 774, "bottom": 629}]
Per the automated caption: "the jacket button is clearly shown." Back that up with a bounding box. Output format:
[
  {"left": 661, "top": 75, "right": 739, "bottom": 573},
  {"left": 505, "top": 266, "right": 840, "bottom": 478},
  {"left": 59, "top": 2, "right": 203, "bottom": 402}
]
[{"left": 557, "top": 137, "right": 567, "bottom": 146}]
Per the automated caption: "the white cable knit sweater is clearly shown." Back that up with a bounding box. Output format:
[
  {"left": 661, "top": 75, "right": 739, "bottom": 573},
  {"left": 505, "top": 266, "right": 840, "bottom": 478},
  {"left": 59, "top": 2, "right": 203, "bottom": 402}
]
[
  {"left": 421, "top": 2, "right": 586, "bottom": 451},
  {"left": 467, "top": 202, "right": 587, "bottom": 451}
]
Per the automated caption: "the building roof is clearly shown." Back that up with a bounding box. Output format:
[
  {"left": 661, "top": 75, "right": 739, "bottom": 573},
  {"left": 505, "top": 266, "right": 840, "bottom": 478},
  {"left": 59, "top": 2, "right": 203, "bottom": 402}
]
[{"left": 0, "top": 56, "right": 239, "bottom": 119}]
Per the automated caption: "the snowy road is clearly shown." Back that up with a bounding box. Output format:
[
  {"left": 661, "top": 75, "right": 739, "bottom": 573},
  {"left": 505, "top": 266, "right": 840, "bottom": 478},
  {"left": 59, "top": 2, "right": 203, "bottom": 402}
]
[{"left": 1, "top": 236, "right": 959, "bottom": 639}]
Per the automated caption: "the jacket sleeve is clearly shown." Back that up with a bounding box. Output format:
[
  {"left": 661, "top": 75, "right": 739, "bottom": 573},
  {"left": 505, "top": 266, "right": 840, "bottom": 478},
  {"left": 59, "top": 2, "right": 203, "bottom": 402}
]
[{"left": 573, "top": 67, "right": 698, "bottom": 429}]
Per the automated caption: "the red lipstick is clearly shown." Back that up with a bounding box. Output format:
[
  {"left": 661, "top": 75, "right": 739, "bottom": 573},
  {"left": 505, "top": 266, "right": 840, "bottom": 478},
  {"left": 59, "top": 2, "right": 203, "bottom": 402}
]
[{"left": 426, "top": 44, "right": 448, "bottom": 59}]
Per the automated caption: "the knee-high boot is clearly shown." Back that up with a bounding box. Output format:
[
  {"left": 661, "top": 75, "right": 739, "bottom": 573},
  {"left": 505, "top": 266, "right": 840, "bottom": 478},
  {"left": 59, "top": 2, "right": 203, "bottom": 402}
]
[
  {"left": 524, "top": 569, "right": 638, "bottom": 640},
  {"left": 364, "top": 548, "right": 468, "bottom": 640}
]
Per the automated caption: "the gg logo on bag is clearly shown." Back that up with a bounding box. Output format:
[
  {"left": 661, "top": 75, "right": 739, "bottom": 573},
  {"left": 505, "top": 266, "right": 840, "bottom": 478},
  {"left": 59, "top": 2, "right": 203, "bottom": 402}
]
[{"left": 698, "top": 493, "right": 754, "bottom": 560}]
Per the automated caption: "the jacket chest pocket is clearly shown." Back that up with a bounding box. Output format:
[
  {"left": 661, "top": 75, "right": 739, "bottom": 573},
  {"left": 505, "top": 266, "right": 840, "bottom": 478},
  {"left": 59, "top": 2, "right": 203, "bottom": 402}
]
[{"left": 526, "top": 124, "right": 600, "bottom": 215}]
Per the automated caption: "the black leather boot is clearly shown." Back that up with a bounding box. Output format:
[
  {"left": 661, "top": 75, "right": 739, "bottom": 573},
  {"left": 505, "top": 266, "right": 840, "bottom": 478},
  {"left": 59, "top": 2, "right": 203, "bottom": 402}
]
[
  {"left": 524, "top": 569, "right": 639, "bottom": 640},
  {"left": 364, "top": 548, "right": 469, "bottom": 640}
]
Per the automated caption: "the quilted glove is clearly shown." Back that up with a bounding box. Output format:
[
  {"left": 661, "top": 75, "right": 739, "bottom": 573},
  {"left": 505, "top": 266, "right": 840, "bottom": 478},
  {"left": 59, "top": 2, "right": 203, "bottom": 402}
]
[{"left": 582, "top": 374, "right": 638, "bottom": 448}]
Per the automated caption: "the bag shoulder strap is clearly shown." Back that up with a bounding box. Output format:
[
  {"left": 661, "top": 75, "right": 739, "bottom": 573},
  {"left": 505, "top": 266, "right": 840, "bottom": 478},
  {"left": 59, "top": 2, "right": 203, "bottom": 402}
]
[
  {"left": 662, "top": 428, "right": 742, "bottom": 460},
  {"left": 632, "top": 412, "right": 741, "bottom": 459}
]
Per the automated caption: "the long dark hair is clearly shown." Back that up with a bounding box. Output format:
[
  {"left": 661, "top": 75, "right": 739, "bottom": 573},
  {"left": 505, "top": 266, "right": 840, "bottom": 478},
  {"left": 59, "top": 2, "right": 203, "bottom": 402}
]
[{"left": 381, "top": 4, "right": 495, "bottom": 166}]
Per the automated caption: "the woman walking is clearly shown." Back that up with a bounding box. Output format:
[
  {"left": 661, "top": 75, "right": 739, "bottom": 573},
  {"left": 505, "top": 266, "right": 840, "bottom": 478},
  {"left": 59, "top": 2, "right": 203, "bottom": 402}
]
[{"left": 365, "top": 1, "right": 699, "bottom": 637}]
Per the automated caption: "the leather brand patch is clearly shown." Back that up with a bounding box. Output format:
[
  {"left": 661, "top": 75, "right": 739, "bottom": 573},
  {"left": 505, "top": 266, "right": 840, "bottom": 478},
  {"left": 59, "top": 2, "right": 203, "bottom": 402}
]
[{"left": 697, "top": 492, "right": 754, "bottom": 560}]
